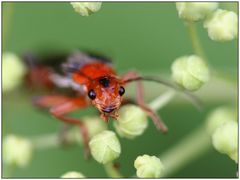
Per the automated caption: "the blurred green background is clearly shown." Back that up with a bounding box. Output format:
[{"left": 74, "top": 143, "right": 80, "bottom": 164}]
[{"left": 2, "top": 2, "right": 238, "bottom": 178}]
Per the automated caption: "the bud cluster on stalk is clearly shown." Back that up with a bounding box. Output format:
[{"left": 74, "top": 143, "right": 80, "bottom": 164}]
[
  {"left": 176, "top": 2, "right": 238, "bottom": 42},
  {"left": 61, "top": 171, "right": 85, "bottom": 178},
  {"left": 70, "top": 2, "right": 102, "bottom": 16},
  {"left": 134, "top": 154, "right": 164, "bottom": 178},
  {"left": 205, "top": 106, "right": 238, "bottom": 163},
  {"left": 2, "top": 52, "right": 26, "bottom": 93},
  {"left": 171, "top": 55, "right": 209, "bottom": 91},
  {"left": 3, "top": 134, "right": 33, "bottom": 168}
]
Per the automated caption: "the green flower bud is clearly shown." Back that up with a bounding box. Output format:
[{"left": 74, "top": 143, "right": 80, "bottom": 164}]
[
  {"left": 70, "top": 2, "right": 102, "bottom": 16},
  {"left": 212, "top": 121, "right": 237, "bottom": 155},
  {"left": 2, "top": 52, "right": 26, "bottom": 92},
  {"left": 171, "top": 55, "right": 209, "bottom": 91},
  {"left": 3, "top": 134, "right": 33, "bottom": 167},
  {"left": 176, "top": 2, "right": 218, "bottom": 21},
  {"left": 67, "top": 116, "right": 107, "bottom": 144},
  {"left": 114, "top": 105, "right": 148, "bottom": 139},
  {"left": 206, "top": 106, "right": 237, "bottom": 134},
  {"left": 229, "top": 151, "right": 238, "bottom": 163},
  {"left": 89, "top": 130, "right": 121, "bottom": 164},
  {"left": 61, "top": 171, "right": 85, "bottom": 178},
  {"left": 134, "top": 154, "right": 164, "bottom": 178},
  {"left": 204, "top": 9, "right": 238, "bottom": 42}
]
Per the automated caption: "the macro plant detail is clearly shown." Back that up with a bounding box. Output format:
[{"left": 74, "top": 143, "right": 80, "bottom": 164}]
[
  {"left": 2, "top": 52, "right": 26, "bottom": 92},
  {"left": 171, "top": 54, "right": 209, "bottom": 91},
  {"left": 134, "top": 154, "right": 164, "bottom": 178},
  {"left": 203, "top": 9, "right": 238, "bottom": 42},
  {"left": 113, "top": 105, "right": 148, "bottom": 139},
  {"left": 61, "top": 171, "right": 85, "bottom": 178},
  {"left": 89, "top": 130, "right": 121, "bottom": 164},
  {"left": 70, "top": 2, "right": 102, "bottom": 16},
  {"left": 2, "top": 2, "right": 238, "bottom": 178},
  {"left": 3, "top": 135, "right": 33, "bottom": 168}
]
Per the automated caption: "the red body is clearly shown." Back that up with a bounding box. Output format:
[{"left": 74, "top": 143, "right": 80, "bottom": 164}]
[
  {"left": 73, "top": 62, "right": 116, "bottom": 85},
  {"left": 71, "top": 61, "right": 125, "bottom": 120},
  {"left": 24, "top": 51, "right": 169, "bottom": 157},
  {"left": 25, "top": 51, "right": 128, "bottom": 121}
]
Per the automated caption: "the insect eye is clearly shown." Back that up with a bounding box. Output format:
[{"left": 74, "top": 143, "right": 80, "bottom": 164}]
[
  {"left": 119, "top": 86, "right": 125, "bottom": 96},
  {"left": 88, "top": 89, "right": 96, "bottom": 100}
]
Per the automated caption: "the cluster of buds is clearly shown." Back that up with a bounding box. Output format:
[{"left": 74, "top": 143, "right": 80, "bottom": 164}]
[
  {"left": 171, "top": 55, "right": 209, "bottom": 91},
  {"left": 206, "top": 106, "right": 238, "bottom": 163},
  {"left": 87, "top": 104, "right": 154, "bottom": 165},
  {"left": 70, "top": 2, "right": 102, "bottom": 16},
  {"left": 2, "top": 52, "right": 26, "bottom": 93},
  {"left": 3, "top": 134, "right": 33, "bottom": 168},
  {"left": 176, "top": 2, "right": 218, "bottom": 21},
  {"left": 176, "top": 2, "right": 238, "bottom": 42},
  {"left": 204, "top": 9, "right": 238, "bottom": 41},
  {"left": 61, "top": 171, "right": 85, "bottom": 178},
  {"left": 89, "top": 130, "right": 121, "bottom": 164},
  {"left": 134, "top": 154, "right": 164, "bottom": 178},
  {"left": 114, "top": 105, "right": 148, "bottom": 139}
]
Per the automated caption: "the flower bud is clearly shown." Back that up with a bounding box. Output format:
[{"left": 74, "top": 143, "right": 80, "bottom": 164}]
[
  {"left": 229, "top": 151, "right": 238, "bottom": 163},
  {"left": 61, "top": 171, "right": 85, "bottom": 178},
  {"left": 3, "top": 134, "right": 33, "bottom": 167},
  {"left": 134, "top": 154, "right": 164, "bottom": 178},
  {"left": 212, "top": 121, "right": 237, "bottom": 155},
  {"left": 171, "top": 55, "right": 209, "bottom": 91},
  {"left": 2, "top": 52, "right": 26, "bottom": 92},
  {"left": 70, "top": 2, "right": 102, "bottom": 16},
  {"left": 114, "top": 105, "right": 148, "bottom": 139},
  {"left": 176, "top": 2, "right": 218, "bottom": 21},
  {"left": 89, "top": 130, "right": 121, "bottom": 164},
  {"left": 205, "top": 106, "right": 237, "bottom": 134},
  {"left": 204, "top": 9, "right": 238, "bottom": 41},
  {"left": 67, "top": 116, "right": 107, "bottom": 144}
]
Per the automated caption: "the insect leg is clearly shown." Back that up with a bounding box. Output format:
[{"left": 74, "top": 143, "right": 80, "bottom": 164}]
[
  {"left": 34, "top": 95, "right": 91, "bottom": 158},
  {"left": 122, "top": 71, "right": 168, "bottom": 133}
]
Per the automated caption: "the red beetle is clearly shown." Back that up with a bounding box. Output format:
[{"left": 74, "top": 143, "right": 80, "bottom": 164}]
[{"left": 23, "top": 50, "right": 200, "bottom": 157}]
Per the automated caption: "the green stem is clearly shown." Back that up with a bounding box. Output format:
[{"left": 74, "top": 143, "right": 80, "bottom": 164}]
[
  {"left": 187, "top": 22, "right": 237, "bottom": 96},
  {"left": 187, "top": 22, "right": 207, "bottom": 62},
  {"left": 30, "top": 133, "right": 60, "bottom": 150},
  {"left": 211, "top": 69, "right": 237, "bottom": 87},
  {"left": 149, "top": 90, "right": 176, "bottom": 111},
  {"left": 160, "top": 125, "right": 211, "bottom": 177},
  {"left": 104, "top": 162, "right": 123, "bottom": 178},
  {"left": 31, "top": 133, "right": 124, "bottom": 178}
]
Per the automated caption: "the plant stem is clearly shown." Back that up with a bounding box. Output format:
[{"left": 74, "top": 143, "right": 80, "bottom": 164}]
[
  {"left": 187, "top": 22, "right": 207, "bottom": 62},
  {"left": 187, "top": 22, "right": 237, "bottom": 95},
  {"left": 31, "top": 133, "right": 124, "bottom": 178},
  {"left": 160, "top": 125, "right": 211, "bottom": 177},
  {"left": 211, "top": 69, "right": 237, "bottom": 87},
  {"left": 104, "top": 162, "right": 123, "bottom": 178},
  {"left": 31, "top": 133, "right": 60, "bottom": 150},
  {"left": 149, "top": 90, "right": 176, "bottom": 111}
]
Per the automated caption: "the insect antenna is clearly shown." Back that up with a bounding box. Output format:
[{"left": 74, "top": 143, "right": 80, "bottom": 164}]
[{"left": 124, "top": 76, "right": 203, "bottom": 111}]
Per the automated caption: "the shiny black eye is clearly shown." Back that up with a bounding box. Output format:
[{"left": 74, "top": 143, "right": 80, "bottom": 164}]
[
  {"left": 88, "top": 89, "right": 96, "bottom": 100},
  {"left": 119, "top": 86, "right": 125, "bottom": 96}
]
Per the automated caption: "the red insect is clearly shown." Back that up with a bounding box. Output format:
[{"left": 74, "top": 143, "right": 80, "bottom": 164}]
[{"left": 23, "top": 51, "right": 199, "bottom": 157}]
